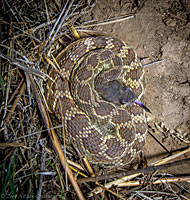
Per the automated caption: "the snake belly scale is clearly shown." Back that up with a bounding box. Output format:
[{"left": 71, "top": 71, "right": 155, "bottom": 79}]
[{"left": 45, "top": 36, "right": 148, "bottom": 168}]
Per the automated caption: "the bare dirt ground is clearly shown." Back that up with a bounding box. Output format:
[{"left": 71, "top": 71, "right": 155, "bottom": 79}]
[{"left": 83, "top": 0, "right": 190, "bottom": 170}]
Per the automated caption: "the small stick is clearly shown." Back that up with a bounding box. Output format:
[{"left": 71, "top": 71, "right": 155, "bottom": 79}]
[
  {"left": 82, "top": 157, "right": 95, "bottom": 177},
  {"left": 148, "top": 131, "right": 170, "bottom": 154},
  {"left": 0, "top": 53, "right": 47, "bottom": 80},
  {"left": 118, "top": 176, "right": 190, "bottom": 187},
  {"left": 0, "top": 142, "right": 24, "bottom": 147},
  {"left": 67, "top": 160, "right": 85, "bottom": 172},
  {"left": 69, "top": 24, "right": 80, "bottom": 39},
  {"left": 8, "top": 78, "right": 24, "bottom": 104},
  {"left": 5, "top": 82, "right": 25, "bottom": 123},
  {"left": 86, "top": 147, "right": 190, "bottom": 196},
  {"left": 36, "top": 145, "right": 46, "bottom": 200},
  {"left": 0, "top": 149, "right": 14, "bottom": 163},
  {"left": 28, "top": 74, "right": 85, "bottom": 200},
  {"left": 95, "top": 182, "right": 126, "bottom": 200},
  {"left": 82, "top": 157, "right": 113, "bottom": 199},
  {"left": 168, "top": 11, "right": 187, "bottom": 22},
  {"left": 76, "top": 15, "right": 134, "bottom": 28},
  {"left": 47, "top": 0, "right": 74, "bottom": 56}
]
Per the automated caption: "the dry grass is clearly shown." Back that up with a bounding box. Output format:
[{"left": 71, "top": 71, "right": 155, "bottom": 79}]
[{"left": 0, "top": 0, "right": 190, "bottom": 199}]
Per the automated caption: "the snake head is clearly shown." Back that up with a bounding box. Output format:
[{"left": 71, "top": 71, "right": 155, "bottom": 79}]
[
  {"left": 96, "top": 80, "right": 151, "bottom": 112},
  {"left": 96, "top": 80, "right": 136, "bottom": 106}
]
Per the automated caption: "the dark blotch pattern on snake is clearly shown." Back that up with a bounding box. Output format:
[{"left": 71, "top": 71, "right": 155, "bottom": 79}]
[{"left": 45, "top": 36, "right": 148, "bottom": 168}]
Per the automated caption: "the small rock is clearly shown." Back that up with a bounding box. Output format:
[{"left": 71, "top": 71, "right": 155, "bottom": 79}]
[{"left": 166, "top": 19, "right": 177, "bottom": 27}]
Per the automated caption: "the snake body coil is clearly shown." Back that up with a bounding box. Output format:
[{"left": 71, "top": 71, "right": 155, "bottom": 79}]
[{"left": 45, "top": 36, "right": 147, "bottom": 167}]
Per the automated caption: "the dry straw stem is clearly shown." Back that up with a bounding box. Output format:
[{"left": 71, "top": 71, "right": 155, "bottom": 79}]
[
  {"left": 88, "top": 147, "right": 190, "bottom": 196},
  {"left": 14, "top": 158, "right": 35, "bottom": 177},
  {"left": 67, "top": 160, "right": 85, "bottom": 172},
  {"left": 76, "top": 14, "right": 134, "bottom": 28},
  {"left": 82, "top": 157, "right": 109, "bottom": 198},
  {"left": 82, "top": 157, "right": 110, "bottom": 198},
  {"left": 118, "top": 176, "right": 190, "bottom": 187},
  {"left": 27, "top": 73, "right": 85, "bottom": 200},
  {"left": 168, "top": 11, "right": 187, "bottom": 22},
  {"left": 82, "top": 156, "right": 95, "bottom": 177},
  {"left": 0, "top": 53, "right": 48, "bottom": 80},
  {"left": 0, "top": 149, "right": 15, "bottom": 163},
  {"left": 0, "top": 142, "right": 24, "bottom": 147},
  {"left": 95, "top": 182, "right": 126, "bottom": 200},
  {"left": 69, "top": 166, "right": 88, "bottom": 178},
  {"left": 5, "top": 81, "right": 25, "bottom": 123},
  {"left": 55, "top": 164, "right": 65, "bottom": 195},
  {"left": 81, "top": 157, "right": 123, "bottom": 199},
  {"left": 7, "top": 77, "right": 24, "bottom": 104},
  {"left": 69, "top": 24, "right": 81, "bottom": 39}
]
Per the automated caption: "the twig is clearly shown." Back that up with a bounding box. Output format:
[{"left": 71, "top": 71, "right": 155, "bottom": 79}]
[
  {"left": 95, "top": 182, "right": 126, "bottom": 200},
  {"left": 4, "top": 0, "right": 19, "bottom": 22},
  {"left": 8, "top": 78, "right": 24, "bottom": 104},
  {"left": 118, "top": 176, "right": 190, "bottom": 187},
  {"left": 5, "top": 82, "right": 26, "bottom": 123},
  {"left": 153, "top": 147, "right": 190, "bottom": 166},
  {"left": 76, "top": 15, "right": 134, "bottom": 28},
  {"left": 168, "top": 11, "right": 187, "bottom": 22},
  {"left": 28, "top": 74, "right": 85, "bottom": 200},
  {"left": 47, "top": 0, "right": 74, "bottom": 56},
  {"left": 0, "top": 24, "right": 13, "bottom": 129},
  {"left": 148, "top": 130, "right": 170, "bottom": 154},
  {"left": 0, "top": 53, "right": 48, "bottom": 80},
  {"left": 82, "top": 157, "right": 95, "bottom": 177},
  {"left": 36, "top": 144, "right": 46, "bottom": 200},
  {"left": 78, "top": 156, "right": 190, "bottom": 184},
  {"left": 87, "top": 147, "right": 190, "bottom": 196},
  {"left": 0, "top": 142, "right": 24, "bottom": 147},
  {"left": 48, "top": 0, "right": 69, "bottom": 40}
]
